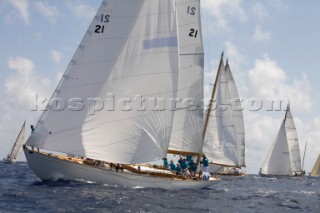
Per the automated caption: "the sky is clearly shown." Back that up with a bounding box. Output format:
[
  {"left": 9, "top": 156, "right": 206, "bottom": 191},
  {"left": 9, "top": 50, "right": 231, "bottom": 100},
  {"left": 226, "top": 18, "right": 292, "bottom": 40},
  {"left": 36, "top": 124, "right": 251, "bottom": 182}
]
[{"left": 0, "top": 0, "right": 319, "bottom": 174}]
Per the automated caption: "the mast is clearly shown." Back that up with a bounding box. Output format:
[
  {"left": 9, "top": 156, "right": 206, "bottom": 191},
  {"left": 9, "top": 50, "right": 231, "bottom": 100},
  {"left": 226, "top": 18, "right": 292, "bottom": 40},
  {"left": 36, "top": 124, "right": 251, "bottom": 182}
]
[
  {"left": 202, "top": 52, "right": 224, "bottom": 139},
  {"left": 302, "top": 141, "right": 307, "bottom": 172}
]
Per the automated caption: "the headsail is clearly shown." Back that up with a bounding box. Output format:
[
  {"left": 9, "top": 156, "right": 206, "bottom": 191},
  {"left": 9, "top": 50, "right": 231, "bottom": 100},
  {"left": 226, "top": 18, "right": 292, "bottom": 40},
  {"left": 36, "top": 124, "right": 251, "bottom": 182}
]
[
  {"left": 261, "top": 105, "right": 302, "bottom": 175},
  {"left": 6, "top": 121, "right": 25, "bottom": 163},
  {"left": 27, "top": 0, "right": 180, "bottom": 164},
  {"left": 202, "top": 55, "right": 245, "bottom": 167},
  {"left": 168, "top": 0, "right": 204, "bottom": 155}
]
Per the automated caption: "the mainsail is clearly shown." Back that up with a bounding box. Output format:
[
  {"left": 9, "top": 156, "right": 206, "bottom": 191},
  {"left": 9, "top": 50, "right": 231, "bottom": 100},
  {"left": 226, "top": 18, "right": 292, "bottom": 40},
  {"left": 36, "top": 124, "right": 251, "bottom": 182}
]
[
  {"left": 5, "top": 121, "right": 25, "bottom": 163},
  {"left": 310, "top": 154, "right": 320, "bottom": 177},
  {"left": 27, "top": 0, "right": 181, "bottom": 164},
  {"left": 202, "top": 55, "right": 245, "bottom": 167},
  {"left": 168, "top": 0, "right": 204, "bottom": 155},
  {"left": 260, "top": 105, "right": 302, "bottom": 175}
]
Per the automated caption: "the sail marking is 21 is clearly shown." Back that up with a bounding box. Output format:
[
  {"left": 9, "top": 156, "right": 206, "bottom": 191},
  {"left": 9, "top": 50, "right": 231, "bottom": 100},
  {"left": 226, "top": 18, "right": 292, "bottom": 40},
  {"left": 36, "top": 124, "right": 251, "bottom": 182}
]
[
  {"left": 95, "top": 14, "right": 110, "bottom": 34},
  {"left": 187, "top": 6, "right": 198, "bottom": 38}
]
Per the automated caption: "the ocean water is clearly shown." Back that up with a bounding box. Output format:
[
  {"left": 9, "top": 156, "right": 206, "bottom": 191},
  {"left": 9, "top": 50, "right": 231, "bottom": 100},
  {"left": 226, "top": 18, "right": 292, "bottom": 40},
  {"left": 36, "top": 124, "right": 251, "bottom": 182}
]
[{"left": 0, "top": 162, "right": 319, "bottom": 213}]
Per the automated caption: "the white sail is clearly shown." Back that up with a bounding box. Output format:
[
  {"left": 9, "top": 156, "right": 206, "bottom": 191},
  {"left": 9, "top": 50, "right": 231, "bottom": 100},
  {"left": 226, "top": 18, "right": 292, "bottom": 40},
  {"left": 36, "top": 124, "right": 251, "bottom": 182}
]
[
  {"left": 260, "top": 106, "right": 302, "bottom": 175},
  {"left": 6, "top": 121, "right": 25, "bottom": 163},
  {"left": 203, "top": 57, "right": 245, "bottom": 167},
  {"left": 310, "top": 154, "right": 320, "bottom": 177},
  {"left": 168, "top": 0, "right": 204, "bottom": 154},
  {"left": 27, "top": 0, "right": 180, "bottom": 164}
]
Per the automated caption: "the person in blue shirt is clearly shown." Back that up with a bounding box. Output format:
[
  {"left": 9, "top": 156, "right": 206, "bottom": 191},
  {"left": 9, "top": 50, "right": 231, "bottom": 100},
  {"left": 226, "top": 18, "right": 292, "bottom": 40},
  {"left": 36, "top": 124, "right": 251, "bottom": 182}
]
[
  {"left": 186, "top": 155, "right": 192, "bottom": 164},
  {"left": 175, "top": 163, "right": 182, "bottom": 176},
  {"left": 169, "top": 160, "right": 176, "bottom": 171},
  {"left": 178, "top": 156, "right": 183, "bottom": 165},
  {"left": 189, "top": 159, "right": 197, "bottom": 176},
  {"left": 162, "top": 157, "right": 169, "bottom": 169},
  {"left": 30, "top": 125, "right": 35, "bottom": 133},
  {"left": 201, "top": 155, "right": 209, "bottom": 173},
  {"left": 180, "top": 158, "right": 192, "bottom": 179}
]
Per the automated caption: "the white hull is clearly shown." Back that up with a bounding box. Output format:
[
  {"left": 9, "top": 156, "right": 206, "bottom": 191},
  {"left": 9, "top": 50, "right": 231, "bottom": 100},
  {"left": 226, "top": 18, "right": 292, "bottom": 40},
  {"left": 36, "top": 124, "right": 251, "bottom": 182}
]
[{"left": 24, "top": 148, "right": 217, "bottom": 189}]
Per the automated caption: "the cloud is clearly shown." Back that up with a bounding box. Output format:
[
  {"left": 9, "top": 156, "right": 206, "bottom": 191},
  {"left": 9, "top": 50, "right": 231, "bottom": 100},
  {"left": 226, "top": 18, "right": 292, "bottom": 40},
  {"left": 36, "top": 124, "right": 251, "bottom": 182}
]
[
  {"left": 8, "top": 0, "right": 30, "bottom": 25},
  {"left": 68, "top": 3, "right": 96, "bottom": 19},
  {"left": 6, "top": 56, "right": 52, "bottom": 107},
  {"left": 0, "top": 56, "right": 53, "bottom": 158},
  {"left": 202, "top": 0, "right": 247, "bottom": 30},
  {"left": 252, "top": 25, "right": 271, "bottom": 42},
  {"left": 51, "top": 50, "right": 61, "bottom": 64},
  {"left": 248, "top": 54, "right": 312, "bottom": 112},
  {"left": 34, "top": 0, "right": 61, "bottom": 23},
  {"left": 224, "top": 41, "right": 244, "bottom": 69},
  {"left": 252, "top": 1, "right": 269, "bottom": 19}
]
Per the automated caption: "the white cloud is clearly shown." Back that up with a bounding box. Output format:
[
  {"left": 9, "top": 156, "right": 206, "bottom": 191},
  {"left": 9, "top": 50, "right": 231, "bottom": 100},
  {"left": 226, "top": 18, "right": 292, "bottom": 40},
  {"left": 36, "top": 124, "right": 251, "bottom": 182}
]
[
  {"left": 34, "top": 1, "right": 61, "bottom": 23},
  {"left": 6, "top": 56, "right": 52, "bottom": 107},
  {"left": 0, "top": 57, "right": 53, "bottom": 158},
  {"left": 252, "top": 1, "right": 269, "bottom": 19},
  {"left": 202, "top": 0, "right": 247, "bottom": 30},
  {"left": 68, "top": 3, "right": 96, "bottom": 19},
  {"left": 248, "top": 54, "right": 312, "bottom": 112},
  {"left": 252, "top": 25, "right": 271, "bottom": 42},
  {"left": 8, "top": 0, "right": 29, "bottom": 25},
  {"left": 51, "top": 50, "right": 61, "bottom": 64},
  {"left": 224, "top": 41, "right": 244, "bottom": 69}
]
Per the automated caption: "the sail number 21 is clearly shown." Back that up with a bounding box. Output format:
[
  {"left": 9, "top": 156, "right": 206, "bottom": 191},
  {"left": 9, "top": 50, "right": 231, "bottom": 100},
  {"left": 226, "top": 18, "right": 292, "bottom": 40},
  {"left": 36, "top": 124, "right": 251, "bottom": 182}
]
[
  {"left": 187, "top": 6, "right": 198, "bottom": 38},
  {"left": 95, "top": 14, "right": 110, "bottom": 34}
]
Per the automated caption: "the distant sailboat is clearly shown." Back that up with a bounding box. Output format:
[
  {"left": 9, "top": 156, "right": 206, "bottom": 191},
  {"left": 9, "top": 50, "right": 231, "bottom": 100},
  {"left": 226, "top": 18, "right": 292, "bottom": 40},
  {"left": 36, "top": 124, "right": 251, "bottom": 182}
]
[
  {"left": 310, "top": 154, "right": 320, "bottom": 177},
  {"left": 259, "top": 105, "right": 304, "bottom": 177},
  {"left": 23, "top": 0, "right": 219, "bottom": 189},
  {"left": 3, "top": 121, "right": 26, "bottom": 164},
  {"left": 202, "top": 54, "right": 246, "bottom": 176}
]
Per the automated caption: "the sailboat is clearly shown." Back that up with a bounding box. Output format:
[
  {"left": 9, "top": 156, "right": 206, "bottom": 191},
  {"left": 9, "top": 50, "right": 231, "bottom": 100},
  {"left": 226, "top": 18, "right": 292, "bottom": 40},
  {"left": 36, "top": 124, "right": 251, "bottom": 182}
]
[
  {"left": 3, "top": 121, "right": 26, "bottom": 164},
  {"left": 23, "top": 0, "right": 219, "bottom": 189},
  {"left": 310, "top": 154, "right": 320, "bottom": 178},
  {"left": 259, "top": 105, "right": 304, "bottom": 177},
  {"left": 202, "top": 54, "right": 246, "bottom": 176}
]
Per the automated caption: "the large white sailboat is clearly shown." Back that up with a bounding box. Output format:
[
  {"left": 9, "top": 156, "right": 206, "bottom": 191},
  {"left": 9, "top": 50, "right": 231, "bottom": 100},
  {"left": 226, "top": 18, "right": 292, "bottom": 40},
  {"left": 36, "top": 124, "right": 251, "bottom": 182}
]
[
  {"left": 259, "top": 105, "right": 304, "bottom": 177},
  {"left": 3, "top": 121, "right": 25, "bottom": 164},
  {"left": 23, "top": 0, "right": 218, "bottom": 189},
  {"left": 202, "top": 54, "right": 246, "bottom": 176}
]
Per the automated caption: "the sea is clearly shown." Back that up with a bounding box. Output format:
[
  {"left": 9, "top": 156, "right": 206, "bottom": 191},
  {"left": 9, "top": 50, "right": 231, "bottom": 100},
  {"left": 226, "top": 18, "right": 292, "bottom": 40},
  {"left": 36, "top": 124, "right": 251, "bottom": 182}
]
[{"left": 0, "top": 162, "right": 319, "bottom": 213}]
